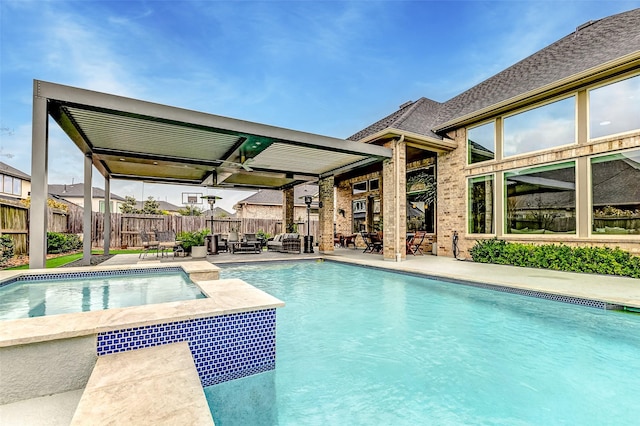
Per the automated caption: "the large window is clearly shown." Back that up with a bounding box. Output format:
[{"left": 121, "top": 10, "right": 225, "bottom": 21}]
[
  {"left": 1, "top": 174, "right": 21, "bottom": 196},
  {"left": 589, "top": 74, "right": 640, "bottom": 140},
  {"left": 503, "top": 96, "right": 575, "bottom": 157},
  {"left": 467, "top": 122, "right": 495, "bottom": 164},
  {"left": 468, "top": 175, "right": 494, "bottom": 234},
  {"left": 505, "top": 162, "right": 576, "bottom": 234},
  {"left": 407, "top": 167, "right": 436, "bottom": 233},
  {"left": 591, "top": 149, "right": 640, "bottom": 235}
]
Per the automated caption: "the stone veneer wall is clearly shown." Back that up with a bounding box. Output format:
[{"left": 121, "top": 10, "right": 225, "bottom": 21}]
[{"left": 442, "top": 129, "right": 640, "bottom": 258}]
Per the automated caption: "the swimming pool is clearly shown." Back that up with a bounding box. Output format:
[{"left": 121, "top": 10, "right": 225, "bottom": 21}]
[
  {"left": 210, "top": 261, "right": 640, "bottom": 425},
  {"left": 0, "top": 268, "right": 204, "bottom": 320}
]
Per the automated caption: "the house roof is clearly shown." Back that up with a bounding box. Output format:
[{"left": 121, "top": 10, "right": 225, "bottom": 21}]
[
  {"left": 0, "top": 161, "right": 30, "bottom": 181},
  {"left": 348, "top": 98, "right": 443, "bottom": 141},
  {"left": 135, "top": 200, "right": 182, "bottom": 211},
  {"left": 207, "top": 206, "right": 235, "bottom": 218},
  {"left": 48, "top": 183, "right": 126, "bottom": 201},
  {"left": 236, "top": 184, "right": 318, "bottom": 207},
  {"left": 350, "top": 8, "right": 640, "bottom": 141}
]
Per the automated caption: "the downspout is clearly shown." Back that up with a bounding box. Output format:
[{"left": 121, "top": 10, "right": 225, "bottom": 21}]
[{"left": 395, "top": 135, "right": 404, "bottom": 262}]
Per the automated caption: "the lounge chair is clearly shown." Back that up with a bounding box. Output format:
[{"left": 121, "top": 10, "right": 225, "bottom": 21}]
[{"left": 139, "top": 231, "right": 159, "bottom": 258}]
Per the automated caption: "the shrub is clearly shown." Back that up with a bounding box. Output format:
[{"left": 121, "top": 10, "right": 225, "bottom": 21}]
[
  {"left": 0, "top": 235, "right": 15, "bottom": 267},
  {"left": 47, "top": 232, "right": 82, "bottom": 254},
  {"left": 177, "top": 229, "right": 210, "bottom": 251},
  {"left": 470, "top": 238, "right": 640, "bottom": 279}
]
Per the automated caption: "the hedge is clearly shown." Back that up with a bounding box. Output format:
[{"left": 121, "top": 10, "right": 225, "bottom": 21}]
[
  {"left": 470, "top": 238, "right": 640, "bottom": 279},
  {"left": 47, "top": 232, "right": 82, "bottom": 254}
]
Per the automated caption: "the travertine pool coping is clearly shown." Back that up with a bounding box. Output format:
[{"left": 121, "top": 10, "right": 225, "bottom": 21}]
[
  {"left": 70, "top": 341, "right": 214, "bottom": 425},
  {"left": 0, "top": 261, "right": 284, "bottom": 347}
]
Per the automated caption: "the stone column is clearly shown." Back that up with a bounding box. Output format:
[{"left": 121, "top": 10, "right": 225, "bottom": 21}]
[
  {"left": 283, "top": 188, "right": 294, "bottom": 232},
  {"left": 382, "top": 138, "right": 407, "bottom": 261},
  {"left": 318, "top": 176, "right": 335, "bottom": 253}
]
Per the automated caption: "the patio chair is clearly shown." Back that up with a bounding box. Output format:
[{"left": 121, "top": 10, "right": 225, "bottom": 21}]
[
  {"left": 360, "top": 231, "right": 375, "bottom": 253},
  {"left": 139, "top": 231, "right": 159, "bottom": 258},
  {"left": 407, "top": 231, "right": 426, "bottom": 256},
  {"left": 370, "top": 232, "right": 383, "bottom": 254}
]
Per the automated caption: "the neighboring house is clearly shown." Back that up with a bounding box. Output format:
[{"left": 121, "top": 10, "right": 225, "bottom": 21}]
[
  {"left": 48, "top": 183, "right": 126, "bottom": 213},
  {"left": 0, "top": 161, "right": 31, "bottom": 201},
  {"left": 234, "top": 184, "right": 319, "bottom": 222},
  {"left": 206, "top": 207, "right": 235, "bottom": 218},
  {"left": 339, "top": 8, "right": 640, "bottom": 258},
  {"left": 135, "top": 200, "right": 182, "bottom": 215}
]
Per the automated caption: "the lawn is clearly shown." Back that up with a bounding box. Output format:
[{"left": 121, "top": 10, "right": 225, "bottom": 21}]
[{"left": 4, "top": 249, "right": 144, "bottom": 270}]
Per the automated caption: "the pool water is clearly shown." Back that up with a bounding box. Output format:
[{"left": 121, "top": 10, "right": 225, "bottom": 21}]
[
  {"left": 0, "top": 271, "right": 204, "bottom": 320},
  {"left": 209, "top": 261, "right": 640, "bottom": 425}
]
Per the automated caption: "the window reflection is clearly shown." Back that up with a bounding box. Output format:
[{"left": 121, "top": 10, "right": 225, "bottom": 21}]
[
  {"left": 468, "top": 175, "right": 494, "bottom": 234},
  {"left": 407, "top": 167, "right": 436, "bottom": 233},
  {"left": 468, "top": 122, "right": 495, "bottom": 164},
  {"left": 589, "top": 75, "right": 640, "bottom": 139},
  {"left": 591, "top": 149, "right": 640, "bottom": 235},
  {"left": 505, "top": 162, "right": 576, "bottom": 234},
  {"left": 503, "top": 97, "right": 575, "bottom": 157}
]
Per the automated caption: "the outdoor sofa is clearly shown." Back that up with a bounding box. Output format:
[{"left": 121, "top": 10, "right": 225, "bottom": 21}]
[{"left": 266, "top": 233, "right": 302, "bottom": 254}]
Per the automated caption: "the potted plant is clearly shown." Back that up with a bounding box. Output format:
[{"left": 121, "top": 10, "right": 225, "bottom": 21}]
[{"left": 177, "top": 229, "right": 210, "bottom": 258}]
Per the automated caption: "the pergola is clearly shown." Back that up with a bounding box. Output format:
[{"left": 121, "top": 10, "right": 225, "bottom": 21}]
[{"left": 29, "top": 80, "right": 392, "bottom": 268}]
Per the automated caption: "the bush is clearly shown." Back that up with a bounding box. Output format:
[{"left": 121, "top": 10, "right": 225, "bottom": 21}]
[
  {"left": 0, "top": 235, "right": 15, "bottom": 267},
  {"left": 47, "top": 232, "right": 82, "bottom": 254},
  {"left": 470, "top": 238, "right": 640, "bottom": 278},
  {"left": 177, "top": 229, "right": 210, "bottom": 251}
]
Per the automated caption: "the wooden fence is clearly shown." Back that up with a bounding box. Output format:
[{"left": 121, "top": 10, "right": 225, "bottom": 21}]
[
  {"left": 1, "top": 202, "right": 320, "bottom": 254},
  {"left": 91, "top": 214, "right": 319, "bottom": 249}
]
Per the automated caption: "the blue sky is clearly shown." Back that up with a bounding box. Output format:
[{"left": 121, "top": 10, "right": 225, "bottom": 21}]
[{"left": 1, "top": 0, "right": 638, "bottom": 212}]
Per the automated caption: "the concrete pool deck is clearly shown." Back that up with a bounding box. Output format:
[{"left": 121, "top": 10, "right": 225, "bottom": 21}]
[{"left": 103, "top": 248, "right": 640, "bottom": 309}]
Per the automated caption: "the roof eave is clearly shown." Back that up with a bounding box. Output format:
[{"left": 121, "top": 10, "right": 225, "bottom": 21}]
[
  {"left": 433, "top": 51, "right": 640, "bottom": 133},
  {"left": 356, "top": 127, "right": 457, "bottom": 153}
]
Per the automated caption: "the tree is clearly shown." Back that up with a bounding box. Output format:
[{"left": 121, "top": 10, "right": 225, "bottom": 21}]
[
  {"left": 120, "top": 196, "right": 140, "bottom": 213},
  {"left": 178, "top": 205, "right": 204, "bottom": 216},
  {"left": 142, "top": 196, "right": 162, "bottom": 215}
]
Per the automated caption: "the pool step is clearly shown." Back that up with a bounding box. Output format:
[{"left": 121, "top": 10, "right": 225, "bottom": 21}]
[{"left": 70, "top": 342, "right": 214, "bottom": 425}]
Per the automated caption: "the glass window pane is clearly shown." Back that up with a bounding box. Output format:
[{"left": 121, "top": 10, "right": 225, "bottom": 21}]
[
  {"left": 468, "top": 175, "right": 494, "bottom": 234},
  {"left": 13, "top": 178, "right": 21, "bottom": 195},
  {"left": 468, "top": 122, "right": 495, "bottom": 164},
  {"left": 505, "top": 162, "right": 576, "bottom": 234},
  {"left": 407, "top": 168, "right": 436, "bottom": 233},
  {"left": 591, "top": 149, "right": 640, "bottom": 235},
  {"left": 369, "top": 179, "right": 379, "bottom": 191},
  {"left": 352, "top": 181, "right": 367, "bottom": 194},
  {"left": 589, "top": 75, "right": 640, "bottom": 139},
  {"left": 504, "top": 97, "right": 575, "bottom": 157},
  {"left": 3, "top": 176, "right": 12, "bottom": 194}
]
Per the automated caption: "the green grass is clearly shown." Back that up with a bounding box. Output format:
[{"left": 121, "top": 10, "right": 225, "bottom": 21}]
[{"left": 4, "top": 249, "right": 145, "bottom": 270}]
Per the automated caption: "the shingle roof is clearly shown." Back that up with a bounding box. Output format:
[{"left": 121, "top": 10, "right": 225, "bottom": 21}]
[
  {"left": 347, "top": 98, "right": 443, "bottom": 141},
  {"left": 349, "top": 8, "right": 640, "bottom": 141},
  {"left": 436, "top": 8, "right": 640, "bottom": 127},
  {"left": 135, "top": 200, "right": 181, "bottom": 211},
  {"left": 0, "top": 161, "right": 30, "bottom": 181},
  {"left": 48, "top": 183, "right": 126, "bottom": 201},
  {"left": 237, "top": 184, "right": 319, "bottom": 206}
]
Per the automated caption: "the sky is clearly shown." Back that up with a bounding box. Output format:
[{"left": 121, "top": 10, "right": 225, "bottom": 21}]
[{"left": 1, "top": 0, "right": 638, "bottom": 213}]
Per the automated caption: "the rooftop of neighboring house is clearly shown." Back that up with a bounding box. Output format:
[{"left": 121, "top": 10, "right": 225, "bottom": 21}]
[
  {"left": 235, "top": 184, "right": 319, "bottom": 208},
  {"left": 0, "top": 161, "right": 30, "bottom": 181},
  {"left": 48, "top": 183, "right": 126, "bottom": 201},
  {"left": 135, "top": 200, "right": 182, "bottom": 212},
  {"left": 349, "top": 8, "right": 640, "bottom": 141},
  {"left": 206, "top": 206, "right": 235, "bottom": 218}
]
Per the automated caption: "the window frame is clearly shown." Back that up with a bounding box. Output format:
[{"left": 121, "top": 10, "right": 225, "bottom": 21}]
[
  {"left": 467, "top": 173, "right": 496, "bottom": 235},
  {"left": 589, "top": 147, "right": 640, "bottom": 237},
  {"left": 503, "top": 160, "right": 578, "bottom": 236},
  {"left": 467, "top": 120, "right": 496, "bottom": 165},
  {"left": 587, "top": 72, "right": 640, "bottom": 142},
  {"left": 502, "top": 94, "right": 578, "bottom": 159}
]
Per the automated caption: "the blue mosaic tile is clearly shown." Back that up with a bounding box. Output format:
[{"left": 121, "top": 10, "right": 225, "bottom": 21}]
[
  {"left": 14, "top": 267, "right": 184, "bottom": 282},
  {"left": 96, "top": 309, "right": 277, "bottom": 386}
]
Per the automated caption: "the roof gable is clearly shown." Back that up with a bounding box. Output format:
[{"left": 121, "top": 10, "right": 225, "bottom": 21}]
[{"left": 48, "top": 183, "right": 126, "bottom": 201}]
